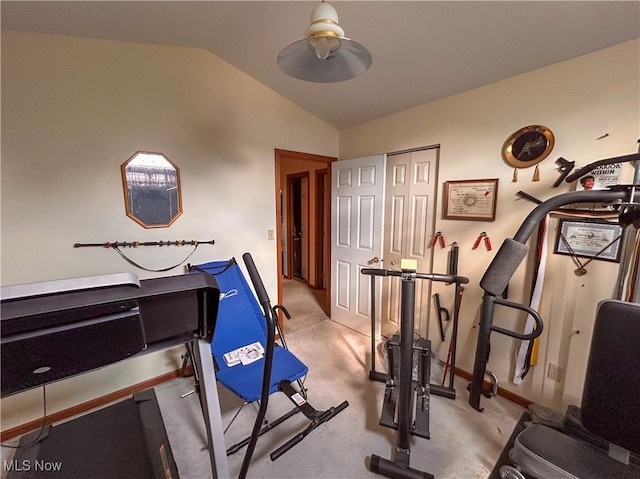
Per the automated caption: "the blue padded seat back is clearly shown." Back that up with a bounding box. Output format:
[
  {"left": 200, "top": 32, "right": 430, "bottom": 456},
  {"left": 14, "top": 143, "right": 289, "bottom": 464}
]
[
  {"left": 581, "top": 299, "right": 640, "bottom": 454},
  {"left": 191, "top": 260, "right": 308, "bottom": 402}
]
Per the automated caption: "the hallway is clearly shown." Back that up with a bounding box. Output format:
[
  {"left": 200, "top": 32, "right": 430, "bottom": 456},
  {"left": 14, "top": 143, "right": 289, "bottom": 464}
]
[{"left": 281, "top": 278, "right": 328, "bottom": 335}]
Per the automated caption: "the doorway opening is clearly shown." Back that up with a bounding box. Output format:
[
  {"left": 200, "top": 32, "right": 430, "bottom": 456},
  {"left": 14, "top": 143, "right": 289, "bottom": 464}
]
[
  {"left": 275, "top": 150, "right": 336, "bottom": 320},
  {"left": 286, "top": 172, "right": 309, "bottom": 281}
]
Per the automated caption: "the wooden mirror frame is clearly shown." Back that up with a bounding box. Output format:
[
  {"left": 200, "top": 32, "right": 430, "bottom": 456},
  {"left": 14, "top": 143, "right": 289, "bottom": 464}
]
[{"left": 121, "top": 151, "right": 183, "bottom": 228}]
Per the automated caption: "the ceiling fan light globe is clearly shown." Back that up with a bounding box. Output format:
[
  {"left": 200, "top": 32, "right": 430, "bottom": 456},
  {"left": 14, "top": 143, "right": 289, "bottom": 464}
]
[
  {"left": 307, "top": 35, "right": 341, "bottom": 60},
  {"left": 306, "top": 2, "right": 344, "bottom": 33}
]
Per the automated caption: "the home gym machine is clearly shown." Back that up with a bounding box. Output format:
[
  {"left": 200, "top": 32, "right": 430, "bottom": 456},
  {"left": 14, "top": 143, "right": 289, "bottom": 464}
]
[
  {"left": 362, "top": 261, "right": 469, "bottom": 479},
  {"left": 469, "top": 149, "right": 640, "bottom": 412}
]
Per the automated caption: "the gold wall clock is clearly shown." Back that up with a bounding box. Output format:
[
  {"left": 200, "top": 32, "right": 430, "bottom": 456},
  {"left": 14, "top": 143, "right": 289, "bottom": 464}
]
[{"left": 502, "top": 125, "right": 554, "bottom": 181}]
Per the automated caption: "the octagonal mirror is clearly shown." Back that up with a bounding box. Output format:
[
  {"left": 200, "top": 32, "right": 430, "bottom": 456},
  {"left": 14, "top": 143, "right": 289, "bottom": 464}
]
[{"left": 121, "top": 151, "right": 182, "bottom": 228}]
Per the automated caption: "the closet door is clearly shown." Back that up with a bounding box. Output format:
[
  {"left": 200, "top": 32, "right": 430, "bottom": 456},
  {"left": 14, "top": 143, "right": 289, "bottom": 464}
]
[
  {"left": 331, "top": 155, "right": 385, "bottom": 338},
  {"left": 382, "top": 148, "right": 438, "bottom": 338}
]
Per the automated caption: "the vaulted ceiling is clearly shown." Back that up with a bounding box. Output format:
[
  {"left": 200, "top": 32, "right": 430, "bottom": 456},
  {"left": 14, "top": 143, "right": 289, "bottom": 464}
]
[{"left": 3, "top": 1, "right": 639, "bottom": 129}]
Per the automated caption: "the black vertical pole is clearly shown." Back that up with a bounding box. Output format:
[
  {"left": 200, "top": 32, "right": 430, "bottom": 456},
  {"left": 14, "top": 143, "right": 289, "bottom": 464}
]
[
  {"left": 469, "top": 293, "right": 495, "bottom": 411},
  {"left": 240, "top": 253, "right": 276, "bottom": 479},
  {"left": 448, "top": 243, "right": 459, "bottom": 276},
  {"left": 448, "top": 283, "right": 463, "bottom": 391},
  {"left": 397, "top": 271, "right": 416, "bottom": 458},
  {"left": 371, "top": 274, "right": 377, "bottom": 374},
  {"left": 369, "top": 274, "right": 389, "bottom": 383}
]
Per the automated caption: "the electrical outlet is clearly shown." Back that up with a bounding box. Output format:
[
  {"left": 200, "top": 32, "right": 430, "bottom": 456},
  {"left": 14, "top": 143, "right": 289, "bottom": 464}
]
[{"left": 547, "top": 363, "right": 562, "bottom": 382}]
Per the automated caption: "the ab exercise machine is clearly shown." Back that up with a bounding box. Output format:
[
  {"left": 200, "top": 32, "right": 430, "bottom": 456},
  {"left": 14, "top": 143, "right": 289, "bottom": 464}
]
[{"left": 362, "top": 261, "right": 469, "bottom": 479}]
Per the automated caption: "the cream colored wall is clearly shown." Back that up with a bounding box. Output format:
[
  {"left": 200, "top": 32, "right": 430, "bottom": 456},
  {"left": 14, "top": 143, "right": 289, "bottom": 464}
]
[
  {"left": 339, "top": 39, "right": 640, "bottom": 412},
  {"left": 0, "top": 31, "right": 338, "bottom": 430},
  {"left": 2, "top": 30, "right": 638, "bottom": 431}
]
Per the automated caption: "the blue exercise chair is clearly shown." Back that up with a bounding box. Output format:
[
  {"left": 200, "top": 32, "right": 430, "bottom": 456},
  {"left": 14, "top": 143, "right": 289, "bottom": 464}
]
[{"left": 188, "top": 254, "right": 348, "bottom": 478}]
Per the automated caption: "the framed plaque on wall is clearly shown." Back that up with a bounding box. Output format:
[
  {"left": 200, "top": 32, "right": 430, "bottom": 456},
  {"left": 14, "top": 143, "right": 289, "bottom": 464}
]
[{"left": 443, "top": 178, "right": 499, "bottom": 221}]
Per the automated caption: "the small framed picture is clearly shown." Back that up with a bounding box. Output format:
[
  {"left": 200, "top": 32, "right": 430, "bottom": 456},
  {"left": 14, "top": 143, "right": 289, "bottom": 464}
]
[
  {"left": 443, "top": 178, "right": 498, "bottom": 221},
  {"left": 554, "top": 219, "right": 623, "bottom": 262}
]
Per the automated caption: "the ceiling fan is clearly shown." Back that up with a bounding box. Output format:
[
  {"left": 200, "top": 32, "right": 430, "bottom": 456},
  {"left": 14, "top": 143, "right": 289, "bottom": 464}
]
[{"left": 277, "top": 1, "right": 372, "bottom": 83}]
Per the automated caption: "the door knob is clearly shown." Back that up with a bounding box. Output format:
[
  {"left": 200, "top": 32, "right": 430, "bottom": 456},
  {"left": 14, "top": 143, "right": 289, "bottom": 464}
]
[
  {"left": 368, "top": 256, "right": 380, "bottom": 265},
  {"left": 390, "top": 260, "right": 398, "bottom": 266}
]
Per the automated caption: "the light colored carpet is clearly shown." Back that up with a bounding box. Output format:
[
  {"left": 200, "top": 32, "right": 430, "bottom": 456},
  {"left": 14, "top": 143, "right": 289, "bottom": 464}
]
[
  {"left": 1, "top": 279, "right": 524, "bottom": 479},
  {"left": 162, "top": 279, "right": 524, "bottom": 478}
]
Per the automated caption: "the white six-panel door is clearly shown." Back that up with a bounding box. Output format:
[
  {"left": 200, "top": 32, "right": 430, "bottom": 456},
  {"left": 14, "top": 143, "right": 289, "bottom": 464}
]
[
  {"left": 381, "top": 148, "right": 438, "bottom": 338},
  {"left": 331, "top": 155, "right": 385, "bottom": 338}
]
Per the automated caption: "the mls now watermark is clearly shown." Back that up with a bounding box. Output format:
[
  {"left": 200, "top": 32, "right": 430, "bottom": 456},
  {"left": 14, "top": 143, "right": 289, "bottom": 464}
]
[{"left": 3, "top": 459, "right": 63, "bottom": 472}]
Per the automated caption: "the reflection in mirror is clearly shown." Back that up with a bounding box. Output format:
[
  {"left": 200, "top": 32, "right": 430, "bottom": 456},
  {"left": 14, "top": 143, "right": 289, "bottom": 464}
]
[{"left": 121, "top": 151, "right": 182, "bottom": 228}]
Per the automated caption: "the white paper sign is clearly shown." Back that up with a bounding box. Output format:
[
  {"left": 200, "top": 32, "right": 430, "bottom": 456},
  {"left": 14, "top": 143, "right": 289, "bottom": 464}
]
[{"left": 577, "top": 163, "right": 622, "bottom": 190}]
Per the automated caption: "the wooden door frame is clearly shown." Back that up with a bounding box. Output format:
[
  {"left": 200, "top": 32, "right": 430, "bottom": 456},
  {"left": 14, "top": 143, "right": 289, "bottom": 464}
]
[
  {"left": 314, "top": 168, "right": 328, "bottom": 289},
  {"left": 275, "top": 149, "right": 336, "bottom": 315}
]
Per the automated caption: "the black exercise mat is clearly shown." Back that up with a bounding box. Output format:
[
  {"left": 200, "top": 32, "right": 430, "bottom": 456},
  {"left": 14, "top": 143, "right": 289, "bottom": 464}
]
[
  {"left": 9, "top": 389, "right": 178, "bottom": 479},
  {"left": 488, "top": 411, "right": 531, "bottom": 479}
]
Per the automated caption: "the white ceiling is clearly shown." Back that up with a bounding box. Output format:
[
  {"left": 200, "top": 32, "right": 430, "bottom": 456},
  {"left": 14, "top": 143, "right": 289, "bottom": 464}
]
[{"left": 3, "top": 1, "right": 639, "bottom": 129}]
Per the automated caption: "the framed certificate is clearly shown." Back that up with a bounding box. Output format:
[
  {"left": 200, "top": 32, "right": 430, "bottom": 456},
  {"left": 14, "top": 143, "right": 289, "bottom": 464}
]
[
  {"left": 443, "top": 179, "right": 499, "bottom": 221},
  {"left": 554, "top": 219, "right": 623, "bottom": 262}
]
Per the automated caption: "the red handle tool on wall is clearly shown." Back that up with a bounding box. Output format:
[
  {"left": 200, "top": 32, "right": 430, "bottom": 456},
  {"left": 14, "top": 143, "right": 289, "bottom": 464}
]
[
  {"left": 473, "top": 232, "right": 492, "bottom": 251},
  {"left": 431, "top": 231, "right": 446, "bottom": 248}
]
